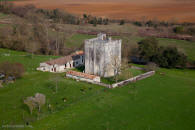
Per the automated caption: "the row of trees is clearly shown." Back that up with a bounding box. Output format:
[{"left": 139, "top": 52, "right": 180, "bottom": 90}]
[
  {"left": 138, "top": 37, "right": 187, "bottom": 68},
  {"left": 0, "top": 3, "right": 79, "bottom": 25},
  {"left": 82, "top": 14, "right": 109, "bottom": 26},
  {"left": 173, "top": 26, "right": 195, "bottom": 35},
  {"left": 0, "top": 17, "right": 80, "bottom": 56}
]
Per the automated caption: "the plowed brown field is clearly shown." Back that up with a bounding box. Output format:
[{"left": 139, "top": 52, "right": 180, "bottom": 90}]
[{"left": 12, "top": 0, "right": 195, "bottom": 22}]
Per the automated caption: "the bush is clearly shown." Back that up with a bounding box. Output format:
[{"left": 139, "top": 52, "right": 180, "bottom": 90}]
[
  {"left": 0, "top": 61, "right": 25, "bottom": 82},
  {"left": 173, "top": 26, "right": 185, "bottom": 34},
  {"left": 144, "top": 62, "right": 158, "bottom": 72},
  {"left": 133, "top": 21, "right": 142, "bottom": 26},
  {"left": 138, "top": 37, "right": 159, "bottom": 61},
  {"left": 138, "top": 38, "right": 187, "bottom": 68},
  {"left": 187, "top": 27, "right": 195, "bottom": 35},
  {"left": 119, "top": 20, "right": 125, "bottom": 25}
]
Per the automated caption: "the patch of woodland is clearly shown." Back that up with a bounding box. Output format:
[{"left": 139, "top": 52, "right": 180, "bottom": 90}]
[
  {"left": 137, "top": 37, "right": 188, "bottom": 68},
  {"left": 0, "top": 61, "right": 25, "bottom": 84}
]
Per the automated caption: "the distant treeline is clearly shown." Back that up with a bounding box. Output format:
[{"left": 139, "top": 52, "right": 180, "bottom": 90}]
[
  {"left": 0, "top": 3, "right": 110, "bottom": 25},
  {"left": 1, "top": 2, "right": 195, "bottom": 27}
]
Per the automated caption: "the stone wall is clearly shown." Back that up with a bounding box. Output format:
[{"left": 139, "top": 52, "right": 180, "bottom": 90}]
[
  {"left": 66, "top": 71, "right": 155, "bottom": 89},
  {"left": 111, "top": 71, "right": 155, "bottom": 88}
]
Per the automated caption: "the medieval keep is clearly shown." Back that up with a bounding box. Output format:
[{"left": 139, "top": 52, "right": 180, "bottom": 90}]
[{"left": 84, "top": 33, "right": 122, "bottom": 77}]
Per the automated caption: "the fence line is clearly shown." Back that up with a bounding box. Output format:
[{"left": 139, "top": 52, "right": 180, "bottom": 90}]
[
  {"left": 111, "top": 71, "right": 155, "bottom": 88},
  {"left": 67, "top": 71, "right": 155, "bottom": 88}
]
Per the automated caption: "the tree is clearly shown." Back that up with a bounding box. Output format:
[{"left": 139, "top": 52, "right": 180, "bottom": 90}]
[
  {"left": 24, "top": 97, "right": 37, "bottom": 115},
  {"left": 119, "top": 20, "right": 125, "bottom": 25},
  {"left": 110, "top": 55, "right": 121, "bottom": 83},
  {"left": 137, "top": 38, "right": 187, "bottom": 68},
  {"left": 138, "top": 37, "right": 158, "bottom": 61},
  {"left": 138, "top": 37, "right": 159, "bottom": 61},
  {"left": 160, "top": 47, "right": 187, "bottom": 68},
  {"left": 118, "top": 59, "right": 132, "bottom": 80},
  {"left": 0, "top": 61, "right": 25, "bottom": 82},
  {"left": 25, "top": 41, "right": 39, "bottom": 59},
  {"left": 0, "top": 61, "right": 13, "bottom": 82},
  {"left": 83, "top": 14, "right": 87, "bottom": 18},
  {"left": 50, "top": 74, "right": 62, "bottom": 93},
  {"left": 144, "top": 62, "right": 158, "bottom": 72},
  {"left": 24, "top": 93, "right": 46, "bottom": 114},
  {"left": 34, "top": 93, "right": 46, "bottom": 112},
  {"left": 173, "top": 26, "right": 185, "bottom": 34},
  {"left": 12, "top": 62, "right": 25, "bottom": 78}
]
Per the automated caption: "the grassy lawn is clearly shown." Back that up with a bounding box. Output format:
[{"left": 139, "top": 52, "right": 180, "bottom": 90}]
[
  {"left": 101, "top": 68, "right": 144, "bottom": 84},
  {"left": 158, "top": 38, "right": 195, "bottom": 61},
  {"left": 0, "top": 48, "right": 194, "bottom": 130},
  {"left": 32, "top": 68, "right": 195, "bottom": 130},
  {"left": 66, "top": 34, "right": 96, "bottom": 47}
]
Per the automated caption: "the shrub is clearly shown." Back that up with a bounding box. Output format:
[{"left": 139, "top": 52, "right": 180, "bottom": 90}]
[
  {"left": 0, "top": 61, "right": 25, "bottom": 82},
  {"left": 138, "top": 38, "right": 187, "bottom": 68},
  {"left": 138, "top": 37, "right": 159, "bottom": 61},
  {"left": 144, "top": 62, "right": 158, "bottom": 72},
  {"left": 119, "top": 20, "right": 125, "bottom": 25},
  {"left": 187, "top": 27, "right": 195, "bottom": 35},
  {"left": 173, "top": 26, "right": 185, "bottom": 34},
  {"left": 133, "top": 21, "right": 142, "bottom": 26}
]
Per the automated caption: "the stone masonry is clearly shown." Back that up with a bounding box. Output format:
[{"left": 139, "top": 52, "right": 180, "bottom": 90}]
[{"left": 84, "top": 33, "right": 122, "bottom": 77}]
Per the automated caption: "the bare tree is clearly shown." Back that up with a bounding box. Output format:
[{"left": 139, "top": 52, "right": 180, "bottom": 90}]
[
  {"left": 42, "top": 21, "right": 50, "bottom": 55},
  {"left": 119, "top": 59, "right": 133, "bottom": 80},
  {"left": 24, "top": 93, "right": 46, "bottom": 114},
  {"left": 110, "top": 55, "right": 121, "bottom": 83},
  {"left": 0, "top": 62, "right": 25, "bottom": 82},
  {"left": 144, "top": 62, "right": 158, "bottom": 72},
  {"left": 49, "top": 74, "right": 62, "bottom": 93},
  {"left": 25, "top": 41, "right": 39, "bottom": 59},
  {"left": 24, "top": 97, "right": 37, "bottom": 115},
  {"left": 34, "top": 93, "right": 46, "bottom": 112}
]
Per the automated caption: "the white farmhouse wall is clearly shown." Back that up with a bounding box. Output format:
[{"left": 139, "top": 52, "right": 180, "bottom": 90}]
[{"left": 37, "top": 54, "right": 84, "bottom": 73}]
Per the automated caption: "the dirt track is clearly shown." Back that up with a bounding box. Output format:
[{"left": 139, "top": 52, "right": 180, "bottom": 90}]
[{"left": 12, "top": 0, "right": 195, "bottom": 22}]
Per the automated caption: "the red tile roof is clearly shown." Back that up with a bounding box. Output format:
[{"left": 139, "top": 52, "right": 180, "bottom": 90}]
[
  {"left": 66, "top": 70, "right": 99, "bottom": 80},
  {"left": 45, "top": 51, "right": 84, "bottom": 65}
]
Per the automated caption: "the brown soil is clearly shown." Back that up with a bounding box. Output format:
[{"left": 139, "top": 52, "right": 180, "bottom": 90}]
[{"left": 12, "top": 0, "right": 195, "bottom": 22}]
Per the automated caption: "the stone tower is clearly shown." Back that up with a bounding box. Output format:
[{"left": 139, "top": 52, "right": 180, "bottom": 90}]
[{"left": 85, "top": 33, "right": 122, "bottom": 77}]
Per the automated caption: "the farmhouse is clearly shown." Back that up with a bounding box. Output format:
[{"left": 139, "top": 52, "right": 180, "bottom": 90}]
[{"left": 37, "top": 51, "right": 84, "bottom": 72}]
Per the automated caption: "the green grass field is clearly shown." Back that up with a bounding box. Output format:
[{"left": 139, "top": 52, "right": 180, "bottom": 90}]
[
  {"left": 66, "top": 34, "right": 95, "bottom": 47},
  {"left": 64, "top": 34, "right": 195, "bottom": 61},
  {"left": 0, "top": 48, "right": 195, "bottom": 130}
]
